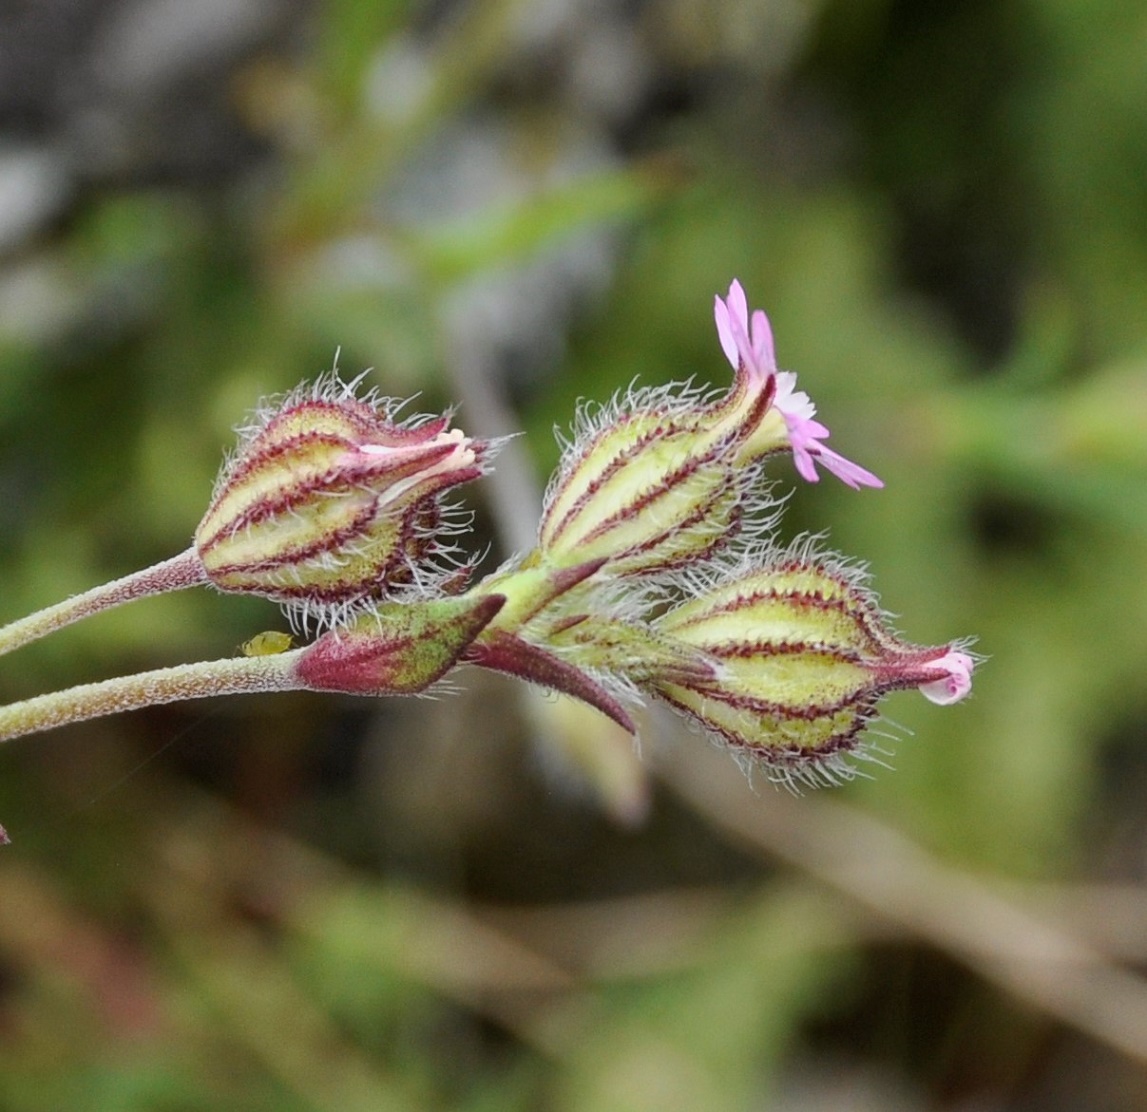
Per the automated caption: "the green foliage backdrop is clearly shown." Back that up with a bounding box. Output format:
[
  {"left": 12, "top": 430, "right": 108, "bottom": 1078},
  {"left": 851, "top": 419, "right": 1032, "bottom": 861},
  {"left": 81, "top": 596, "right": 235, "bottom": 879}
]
[{"left": 2, "top": 0, "right": 1146, "bottom": 1108}]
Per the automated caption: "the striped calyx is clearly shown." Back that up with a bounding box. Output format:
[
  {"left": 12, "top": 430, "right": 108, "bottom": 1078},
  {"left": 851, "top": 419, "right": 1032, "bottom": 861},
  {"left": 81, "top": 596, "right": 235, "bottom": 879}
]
[
  {"left": 194, "top": 378, "right": 490, "bottom": 622},
  {"left": 537, "top": 372, "right": 777, "bottom": 578},
  {"left": 646, "top": 550, "right": 974, "bottom": 786}
]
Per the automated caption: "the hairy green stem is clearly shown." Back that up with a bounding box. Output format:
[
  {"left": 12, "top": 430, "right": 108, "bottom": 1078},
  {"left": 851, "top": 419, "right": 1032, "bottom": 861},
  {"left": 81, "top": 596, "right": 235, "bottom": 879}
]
[
  {"left": 0, "top": 651, "right": 303, "bottom": 743},
  {"left": 0, "top": 549, "right": 207, "bottom": 658}
]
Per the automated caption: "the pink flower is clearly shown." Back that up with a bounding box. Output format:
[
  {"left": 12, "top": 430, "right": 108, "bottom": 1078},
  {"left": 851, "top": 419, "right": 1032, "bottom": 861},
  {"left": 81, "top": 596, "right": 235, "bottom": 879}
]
[
  {"left": 918, "top": 650, "right": 976, "bottom": 706},
  {"left": 715, "top": 280, "right": 882, "bottom": 490}
]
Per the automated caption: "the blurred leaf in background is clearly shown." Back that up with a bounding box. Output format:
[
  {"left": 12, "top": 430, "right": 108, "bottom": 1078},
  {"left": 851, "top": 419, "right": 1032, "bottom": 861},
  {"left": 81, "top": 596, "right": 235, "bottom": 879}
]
[{"left": 2, "top": 0, "right": 1147, "bottom": 1109}]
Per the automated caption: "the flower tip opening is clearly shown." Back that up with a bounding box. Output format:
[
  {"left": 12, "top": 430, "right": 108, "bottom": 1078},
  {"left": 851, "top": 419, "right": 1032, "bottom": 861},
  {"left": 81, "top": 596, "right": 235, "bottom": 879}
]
[
  {"left": 918, "top": 650, "right": 975, "bottom": 706},
  {"left": 194, "top": 377, "right": 494, "bottom": 624}
]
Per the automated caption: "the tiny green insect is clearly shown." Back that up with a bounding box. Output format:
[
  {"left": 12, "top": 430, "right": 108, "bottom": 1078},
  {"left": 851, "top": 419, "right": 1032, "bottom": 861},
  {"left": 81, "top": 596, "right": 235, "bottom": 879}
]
[{"left": 241, "top": 631, "right": 294, "bottom": 657}]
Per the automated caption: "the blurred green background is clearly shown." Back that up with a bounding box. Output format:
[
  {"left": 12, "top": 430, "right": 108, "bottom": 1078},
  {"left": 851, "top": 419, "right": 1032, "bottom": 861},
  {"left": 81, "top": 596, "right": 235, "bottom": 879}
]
[{"left": 2, "top": 0, "right": 1147, "bottom": 1108}]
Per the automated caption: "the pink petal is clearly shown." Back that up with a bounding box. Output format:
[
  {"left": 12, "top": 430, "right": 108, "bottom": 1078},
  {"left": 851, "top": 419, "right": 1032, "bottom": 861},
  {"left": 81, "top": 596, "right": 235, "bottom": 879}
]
[
  {"left": 715, "top": 280, "right": 777, "bottom": 383},
  {"left": 919, "top": 651, "right": 975, "bottom": 705},
  {"left": 725, "top": 306, "right": 755, "bottom": 373},
  {"left": 748, "top": 309, "right": 776, "bottom": 373},
  {"left": 714, "top": 296, "right": 738, "bottom": 369},
  {"left": 792, "top": 447, "right": 821, "bottom": 483},
  {"left": 725, "top": 280, "right": 748, "bottom": 329},
  {"left": 815, "top": 446, "right": 884, "bottom": 490}
]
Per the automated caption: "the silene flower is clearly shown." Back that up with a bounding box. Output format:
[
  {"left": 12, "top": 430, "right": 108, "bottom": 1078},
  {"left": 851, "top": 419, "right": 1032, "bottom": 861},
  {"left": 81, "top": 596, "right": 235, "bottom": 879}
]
[
  {"left": 638, "top": 539, "right": 975, "bottom": 787},
  {"left": 195, "top": 372, "right": 495, "bottom": 628},
  {"left": 0, "top": 280, "right": 976, "bottom": 832},
  {"left": 535, "top": 280, "right": 880, "bottom": 582}
]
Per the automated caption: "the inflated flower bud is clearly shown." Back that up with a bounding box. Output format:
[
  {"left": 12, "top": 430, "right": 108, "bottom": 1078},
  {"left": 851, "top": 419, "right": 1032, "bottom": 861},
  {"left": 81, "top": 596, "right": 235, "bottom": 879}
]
[
  {"left": 645, "top": 546, "right": 974, "bottom": 787},
  {"left": 195, "top": 375, "right": 491, "bottom": 625}
]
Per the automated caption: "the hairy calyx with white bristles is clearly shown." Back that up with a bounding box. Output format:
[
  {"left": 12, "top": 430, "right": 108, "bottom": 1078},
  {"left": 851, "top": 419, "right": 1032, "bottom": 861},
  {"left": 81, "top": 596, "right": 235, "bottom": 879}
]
[
  {"left": 194, "top": 372, "right": 498, "bottom": 631},
  {"left": 0, "top": 285, "right": 977, "bottom": 839}
]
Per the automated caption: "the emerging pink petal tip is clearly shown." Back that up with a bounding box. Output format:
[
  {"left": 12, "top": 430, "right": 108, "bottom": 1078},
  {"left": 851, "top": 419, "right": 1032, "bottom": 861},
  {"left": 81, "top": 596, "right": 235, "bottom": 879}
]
[
  {"left": 919, "top": 651, "right": 975, "bottom": 706},
  {"left": 715, "top": 279, "right": 776, "bottom": 383}
]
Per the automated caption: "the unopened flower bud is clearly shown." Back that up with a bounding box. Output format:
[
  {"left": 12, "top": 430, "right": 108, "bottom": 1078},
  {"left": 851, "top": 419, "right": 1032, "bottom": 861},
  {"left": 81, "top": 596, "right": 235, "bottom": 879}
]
[
  {"left": 645, "top": 546, "right": 974, "bottom": 786},
  {"left": 295, "top": 593, "right": 505, "bottom": 696},
  {"left": 195, "top": 375, "right": 492, "bottom": 624}
]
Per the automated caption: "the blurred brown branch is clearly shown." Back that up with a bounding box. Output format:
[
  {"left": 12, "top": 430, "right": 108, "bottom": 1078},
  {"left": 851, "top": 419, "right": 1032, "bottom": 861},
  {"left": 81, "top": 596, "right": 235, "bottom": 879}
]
[{"left": 659, "top": 738, "right": 1147, "bottom": 1066}]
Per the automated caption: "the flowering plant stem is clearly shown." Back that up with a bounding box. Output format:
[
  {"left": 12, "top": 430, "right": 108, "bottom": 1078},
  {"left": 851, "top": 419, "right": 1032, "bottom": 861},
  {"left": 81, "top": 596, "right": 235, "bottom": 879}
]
[
  {"left": 0, "top": 549, "right": 207, "bottom": 659},
  {"left": 0, "top": 279, "right": 976, "bottom": 833},
  {"left": 0, "top": 650, "right": 302, "bottom": 743}
]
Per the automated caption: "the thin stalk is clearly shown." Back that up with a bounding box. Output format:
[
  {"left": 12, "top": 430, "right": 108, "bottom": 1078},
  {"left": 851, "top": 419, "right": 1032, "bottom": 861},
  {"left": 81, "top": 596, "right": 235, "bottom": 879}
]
[
  {"left": 0, "top": 549, "right": 207, "bottom": 658},
  {"left": 0, "top": 651, "right": 303, "bottom": 743}
]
